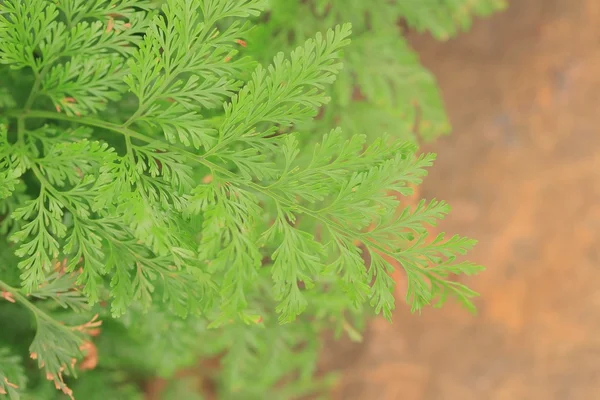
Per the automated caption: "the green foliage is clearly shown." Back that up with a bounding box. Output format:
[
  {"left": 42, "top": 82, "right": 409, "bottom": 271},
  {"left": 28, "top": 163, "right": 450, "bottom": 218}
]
[
  {"left": 0, "top": 0, "right": 499, "bottom": 398},
  {"left": 248, "top": 0, "right": 506, "bottom": 142},
  {"left": 0, "top": 347, "right": 27, "bottom": 399}
]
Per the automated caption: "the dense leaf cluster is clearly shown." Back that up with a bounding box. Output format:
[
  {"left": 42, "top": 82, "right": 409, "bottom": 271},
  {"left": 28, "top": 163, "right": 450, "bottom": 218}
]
[{"left": 0, "top": 0, "right": 499, "bottom": 398}]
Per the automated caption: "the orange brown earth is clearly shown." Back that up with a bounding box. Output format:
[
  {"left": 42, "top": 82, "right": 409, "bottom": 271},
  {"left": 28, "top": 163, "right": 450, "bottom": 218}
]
[{"left": 328, "top": 0, "right": 600, "bottom": 399}]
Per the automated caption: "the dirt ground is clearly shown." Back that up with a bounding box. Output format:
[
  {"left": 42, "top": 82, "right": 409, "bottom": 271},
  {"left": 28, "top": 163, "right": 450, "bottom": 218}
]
[{"left": 330, "top": 1, "right": 600, "bottom": 399}]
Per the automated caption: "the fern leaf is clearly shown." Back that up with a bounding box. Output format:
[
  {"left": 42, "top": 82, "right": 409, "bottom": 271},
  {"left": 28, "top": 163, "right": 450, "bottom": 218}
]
[
  {"left": 10, "top": 190, "right": 67, "bottom": 291},
  {"left": 0, "top": 348, "right": 26, "bottom": 399},
  {"left": 215, "top": 23, "right": 352, "bottom": 149},
  {"left": 124, "top": 0, "right": 265, "bottom": 148},
  {"left": 397, "top": 0, "right": 507, "bottom": 40}
]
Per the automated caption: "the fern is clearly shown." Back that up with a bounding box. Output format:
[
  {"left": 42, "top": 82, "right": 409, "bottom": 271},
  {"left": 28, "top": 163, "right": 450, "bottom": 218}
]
[
  {"left": 248, "top": 0, "right": 506, "bottom": 142},
  {"left": 0, "top": 0, "right": 497, "bottom": 398},
  {"left": 0, "top": 347, "right": 27, "bottom": 399}
]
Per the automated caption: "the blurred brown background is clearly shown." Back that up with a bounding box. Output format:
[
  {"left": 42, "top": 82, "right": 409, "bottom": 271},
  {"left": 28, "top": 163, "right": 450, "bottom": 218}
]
[{"left": 330, "top": 0, "right": 600, "bottom": 398}]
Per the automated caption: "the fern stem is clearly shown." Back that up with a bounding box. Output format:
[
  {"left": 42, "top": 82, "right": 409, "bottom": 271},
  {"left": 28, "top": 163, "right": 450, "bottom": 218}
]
[
  {"left": 0, "top": 280, "right": 50, "bottom": 320},
  {"left": 124, "top": 135, "right": 136, "bottom": 165},
  {"left": 0, "top": 280, "right": 36, "bottom": 314},
  {"left": 0, "top": 279, "right": 23, "bottom": 305},
  {"left": 0, "top": 279, "right": 83, "bottom": 346},
  {"left": 0, "top": 279, "right": 16, "bottom": 294},
  {"left": 16, "top": 116, "right": 25, "bottom": 145},
  {"left": 12, "top": 110, "right": 148, "bottom": 141},
  {"left": 23, "top": 63, "right": 52, "bottom": 112},
  {"left": 9, "top": 109, "right": 221, "bottom": 171}
]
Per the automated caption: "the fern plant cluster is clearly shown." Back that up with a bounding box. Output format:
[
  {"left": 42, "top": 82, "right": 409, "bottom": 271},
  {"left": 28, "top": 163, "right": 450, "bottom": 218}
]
[{"left": 0, "top": 0, "right": 500, "bottom": 398}]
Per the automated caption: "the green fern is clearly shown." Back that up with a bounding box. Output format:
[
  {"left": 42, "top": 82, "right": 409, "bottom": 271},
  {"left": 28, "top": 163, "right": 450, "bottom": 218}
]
[
  {"left": 248, "top": 0, "right": 506, "bottom": 142},
  {"left": 0, "top": 0, "right": 495, "bottom": 398},
  {"left": 0, "top": 347, "right": 27, "bottom": 399}
]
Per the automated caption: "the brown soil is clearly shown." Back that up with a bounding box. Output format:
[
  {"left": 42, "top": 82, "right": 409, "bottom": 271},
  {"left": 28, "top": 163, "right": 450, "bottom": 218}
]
[{"left": 329, "top": 1, "right": 600, "bottom": 399}]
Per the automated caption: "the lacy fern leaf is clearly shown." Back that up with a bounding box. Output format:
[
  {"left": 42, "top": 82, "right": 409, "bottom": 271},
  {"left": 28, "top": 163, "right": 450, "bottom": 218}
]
[
  {"left": 0, "top": 348, "right": 27, "bottom": 399},
  {"left": 0, "top": 0, "right": 491, "bottom": 397}
]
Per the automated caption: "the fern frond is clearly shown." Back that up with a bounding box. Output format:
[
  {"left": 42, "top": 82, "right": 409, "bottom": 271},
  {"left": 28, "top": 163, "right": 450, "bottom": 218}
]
[
  {"left": 0, "top": 0, "right": 490, "bottom": 396},
  {"left": 397, "top": 0, "right": 507, "bottom": 40},
  {"left": 124, "top": 0, "right": 266, "bottom": 148},
  {"left": 0, "top": 348, "right": 26, "bottom": 399},
  {"left": 10, "top": 188, "right": 67, "bottom": 291},
  {"left": 215, "top": 23, "right": 352, "bottom": 149}
]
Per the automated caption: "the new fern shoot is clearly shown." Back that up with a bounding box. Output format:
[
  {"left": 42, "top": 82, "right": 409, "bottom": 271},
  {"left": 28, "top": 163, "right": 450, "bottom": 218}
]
[{"left": 0, "top": 0, "right": 492, "bottom": 398}]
